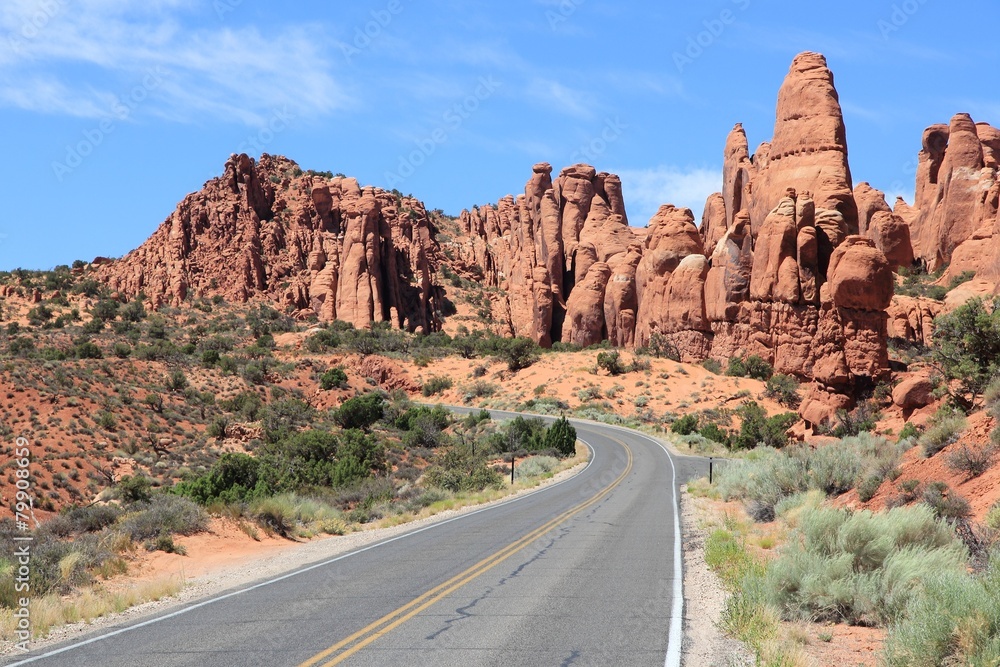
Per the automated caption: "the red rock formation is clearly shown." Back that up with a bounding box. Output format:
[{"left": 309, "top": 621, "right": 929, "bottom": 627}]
[
  {"left": 748, "top": 52, "right": 858, "bottom": 243},
  {"left": 98, "top": 154, "right": 443, "bottom": 332},
  {"left": 854, "top": 182, "right": 892, "bottom": 235},
  {"left": 458, "top": 163, "right": 639, "bottom": 346},
  {"left": 904, "top": 115, "right": 999, "bottom": 275},
  {"left": 634, "top": 205, "right": 705, "bottom": 349},
  {"left": 564, "top": 262, "right": 612, "bottom": 348},
  {"left": 886, "top": 296, "right": 941, "bottom": 346}
]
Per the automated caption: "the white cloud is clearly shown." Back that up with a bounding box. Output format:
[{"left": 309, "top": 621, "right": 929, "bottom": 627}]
[
  {"left": 0, "top": 1, "right": 345, "bottom": 126},
  {"left": 614, "top": 166, "right": 721, "bottom": 226},
  {"left": 525, "top": 78, "right": 596, "bottom": 119}
]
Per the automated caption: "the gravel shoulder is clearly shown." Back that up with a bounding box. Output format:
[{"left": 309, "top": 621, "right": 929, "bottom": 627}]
[{"left": 681, "top": 488, "right": 754, "bottom": 667}]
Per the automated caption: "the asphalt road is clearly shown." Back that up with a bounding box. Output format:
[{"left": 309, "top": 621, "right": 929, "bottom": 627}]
[{"left": 5, "top": 412, "right": 705, "bottom": 667}]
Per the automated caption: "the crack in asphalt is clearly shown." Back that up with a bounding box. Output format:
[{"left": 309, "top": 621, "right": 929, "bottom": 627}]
[
  {"left": 424, "top": 522, "right": 575, "bottom": 641},
  {"left": 559, "top": 649, "right": 582, "bottom": 666}
]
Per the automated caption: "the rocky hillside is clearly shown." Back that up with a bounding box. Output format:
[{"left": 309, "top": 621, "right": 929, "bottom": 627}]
[{"left": 97, "top": 154, "right": 445, "bottom": 334}]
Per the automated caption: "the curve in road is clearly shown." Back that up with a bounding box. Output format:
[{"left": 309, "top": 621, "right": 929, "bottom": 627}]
[{"left": 4, "top": 412, "right": 705, "bottom": 667}]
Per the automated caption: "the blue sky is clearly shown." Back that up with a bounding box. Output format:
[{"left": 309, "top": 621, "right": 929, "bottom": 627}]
[{"left": 0, "top": 0, "right": 996, "bottom": 270}]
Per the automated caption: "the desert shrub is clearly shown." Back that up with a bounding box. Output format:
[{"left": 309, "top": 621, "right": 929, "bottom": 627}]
[
  {"left": 766, "top": 505, "right": 967, "bottom": 626},
  {"left": 220, "top": 391, "right": 263, "bottom": 421},
  {"left": 921, "top": 482, "right": 971, "bottom": 520},
  {"left": 60, "top": 504, "right": 122, "bottom": 533},
  {"left": 514, "top": 455, "right": 559, "bottom": 480},
  {"left": 731, "top": 401, "right": 798, "bottom": 450},
  {"left": 261, "top": 398, "right": 315, "bottom": 444},
  {"left": 27, "top": 304, "right": 53, "bottom": 325},
  {"left": 897, "top": 422, "right": 920, "bottom": 442},
  {"left": 166, "top": 368, "right": 188, "bottom": 392},
  {"left": 320, "top": 367, "right": 348, "bottom": 390},
  {"left": 89, "top": 299, "right": 119, "bottom": 322},
  {"left": 241, "top": 360, "right": 268, "bottom": 385},
  {"left": 74, "top": 340, "right": 103, "bottom": 359},
  {"left": 945, "top": 443, "right": 996, "bottom": 479},
  {"left": 543, "top": 417, "right": 577, "bottom": 458},
  {"left": 394, "top": 404, "right": 451, "bottom": 432},
  {"left": 120, "top": 299, "right": 146, "bottom": 322},
  {"left": 112, "top": 342, "right": 132, "bottom": 358},
  {"left": 764, "top": 374, "right": 800, "bottom": 408},
  {"left": 807, "top": 441, "right": 866, "bottom": 496},
  {"left": 463, "top": 380, "right": 497, "bottom": 402},
  {"left": 494, "top": 337, "right": 539, "bottom": 371},
  {"left": 596, "top": 350, "right": 625, "bottom": 376},
  {"left": 883, "top": 559, "right": 1000, "bottom": 667},
  {"left": 206, "top": 416, "right": 229, "bottom": 439},
  {"left": 173, "top": 452, "right": 262, "bottom": 504},
  {"left": 119, "top": 495, "right": 208, "bottom": 542},
  {"left": 831, "top": 400, "right": 880, "bottom": 438},
  {"left": 671, "top": 414, "right": 699, "bottom": 436},
  {"left": 644, "top": 332, "right": 680, "bottom": 361},
  {"left": 718, "top": 433, "right": 904, "bottom": 519},
  {"left": 919, "top": 411, "right": 967, "bottom": 457},
  {"left": 716, "top": 448, "right": 809, "bottom": 517},
  {"left": 857, "top": 474, "right": 885, "bottom": 503},
  {"left": 463, "top": 409, "right": 492, "bottom": 428},
  {"left": 8, "top": 336, "right": 35, "bottom": 357},
  {"left": 932, "top": 297, "right": 1000, "bottom": 408},
  {"left": 422, "top": 376, "right": 453, "bottom": 397},
  {"left": 701, "top": 358, "right": 722, "bottom": 374},
  {"left": 698, "top": 423, "right": 730, "bottom": 446},
  {"left": 334, "top": 393, "right": 385, "bottom": 431}
]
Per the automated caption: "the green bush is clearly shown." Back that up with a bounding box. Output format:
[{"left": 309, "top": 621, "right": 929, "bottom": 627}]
[
  {"left": 117, "top": 475, "right": 152, "bottom": 504},
  {"left": 764, "top": 374, "right": 800, "bottom": 408},
  {"left": 112, "top": 342, "right": 132, "bottom": 358},
  {"left": 766, "top": 505, "right": 967, "bottom": 626},
  {"left": 421, "top": 376, "right": 453, "bottom": 397},
  {"left": 119, "top": 495, "right": 208, "bottom": 542},
  {"left": 883, "top": 559, "right": 1000, "bottom": 667},
  {"left": 74, "top": 340, "right": 103, "bottom": 359},
  {"left": 671, "top": 414, "right": 699, "bottom": 436},
  {"left": 932, "top": 297, "right": 1000, "bottom": 407},
  {"left": 897, "top": 422, "right": 920, "bottom": 442},
  {"left": 919, "top": 412, "right": 967, "bottom": 457},
  {"left": 731, "top": 401, "right": 798, "bottom": 450},
  {"left": 701, "top": 358, "right": 722, "bottom": 374},
  {"left": 596, "top": 350, "right": 626, "bottom": 376},
  {"left": 320, "top": 367, "right": 348, "bottom": 390},
  {"left": 698, "top": 423, "right": 730, "bottom": 446},
  {"left": 334, "top": 393, "right": 385, "bottom": 431},
  {"left": 495, "top": 337, "right": 539, "bottom": 371},
  {"left": 543, "top": 417, "right": 577, "bottom": 458}
]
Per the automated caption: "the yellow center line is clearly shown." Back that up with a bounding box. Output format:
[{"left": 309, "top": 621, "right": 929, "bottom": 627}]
[{"left": 298, "top": 439, "right": 634, "bottom": 667}]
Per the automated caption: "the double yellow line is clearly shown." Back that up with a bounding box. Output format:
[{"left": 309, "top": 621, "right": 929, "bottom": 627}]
[{"left": 298, "top": 441, "right": 633, "bottom": 667}]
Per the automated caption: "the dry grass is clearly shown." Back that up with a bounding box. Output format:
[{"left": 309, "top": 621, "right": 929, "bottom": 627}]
[{"left": 0, "top": 575, "right": 184, "bottom": 642}]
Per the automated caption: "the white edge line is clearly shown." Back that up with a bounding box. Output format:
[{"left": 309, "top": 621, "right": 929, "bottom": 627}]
[
  {"left": 5, "top": 429, "right": 597, "bottom": 667},
  {"left": 568, "top": 420, "right": 684, "bottom": 667}
]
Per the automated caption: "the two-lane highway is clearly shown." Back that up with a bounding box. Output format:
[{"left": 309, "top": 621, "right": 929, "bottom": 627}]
[{"left": 5, "top": 414, "right": 704, "bottom": 667}]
